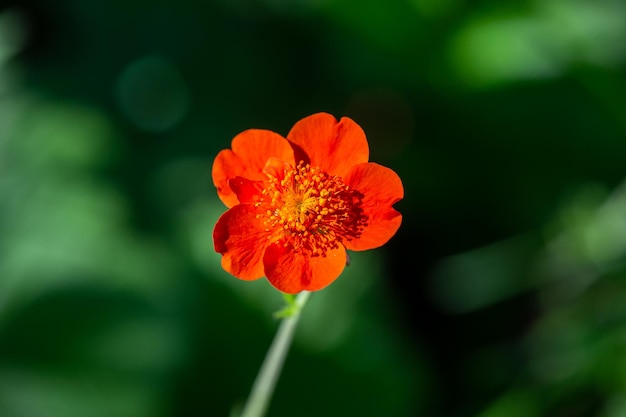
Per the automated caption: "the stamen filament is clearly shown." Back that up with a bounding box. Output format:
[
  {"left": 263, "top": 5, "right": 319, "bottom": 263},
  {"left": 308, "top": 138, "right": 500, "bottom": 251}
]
[{"left": 254, "top": 161, "right": 367, "bottom": 256}]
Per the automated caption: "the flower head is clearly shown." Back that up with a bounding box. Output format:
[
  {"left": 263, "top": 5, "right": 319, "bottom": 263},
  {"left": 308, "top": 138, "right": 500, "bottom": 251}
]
[{"left": 212, "top": 112, "right": 403, "bottom": 294}]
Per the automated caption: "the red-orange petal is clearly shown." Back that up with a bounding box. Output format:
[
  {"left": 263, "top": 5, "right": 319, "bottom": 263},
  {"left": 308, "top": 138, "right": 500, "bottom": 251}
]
[
  {"left": 212, "top": 129, "right": 295, "bottom": 207},
  {"left": 228, "top": 177, "right": 264, "bottom": 204},
  {"left": 343, "top": 162, "right": 403, "bottom": 251},
  {"left": 286, "top": 113, "right": 369, "bottom": 178},
  {"left": 213, "top": 204, "right": 271, "bottom": 280},
  {"left": 263, "top": 243, "right": 347, "bottom": 294}
]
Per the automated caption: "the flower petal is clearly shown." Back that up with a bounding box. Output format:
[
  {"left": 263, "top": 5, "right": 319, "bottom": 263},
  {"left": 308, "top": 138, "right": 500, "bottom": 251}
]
[
  {"left": 286, "top": 113, "right": 369, "bottom": 178},
  {"left": 263, "top": 243, "right": 347, "bottom": 294},
  {"left": 228, "top": 177, "right": 264, "bottom": 204},
  {"left": 343, "top": 162, "right": 403, "bottom": 251},
  {"left": 212, "top": 129, "right": 295, "bottom": 207},
  {"left": 262, "top": 157, "right": 291, "bottom": 180},
  {"left": 213, "top": 204, "right": 271, "bottom": 280}
]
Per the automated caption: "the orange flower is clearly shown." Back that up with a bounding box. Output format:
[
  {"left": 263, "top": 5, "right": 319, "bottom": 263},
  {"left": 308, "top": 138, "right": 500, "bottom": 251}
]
[{"left": 212, "top": 112, "right": 403, "bottom": 294}]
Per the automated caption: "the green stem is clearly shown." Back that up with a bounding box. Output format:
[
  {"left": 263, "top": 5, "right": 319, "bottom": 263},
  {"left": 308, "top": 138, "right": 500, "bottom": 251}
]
[{"left": 239, "top": 291, "right": 311, "bottom": 417}]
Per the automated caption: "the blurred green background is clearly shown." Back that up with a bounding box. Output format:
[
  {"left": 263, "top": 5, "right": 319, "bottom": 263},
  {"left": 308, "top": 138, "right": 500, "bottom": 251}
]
[{"left": 2, "top": 0, "right": 626, "bottom": 416}]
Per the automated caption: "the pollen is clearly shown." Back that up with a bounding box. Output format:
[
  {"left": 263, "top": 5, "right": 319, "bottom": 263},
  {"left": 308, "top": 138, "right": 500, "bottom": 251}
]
[{"left": 255, "top": 161, "right": 367, "bottom": 255}]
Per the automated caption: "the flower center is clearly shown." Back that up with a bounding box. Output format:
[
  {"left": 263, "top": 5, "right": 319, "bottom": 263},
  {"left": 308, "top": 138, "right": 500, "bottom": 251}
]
[{"left": 256, "top": 161, "right": 367, "bottom": 255}]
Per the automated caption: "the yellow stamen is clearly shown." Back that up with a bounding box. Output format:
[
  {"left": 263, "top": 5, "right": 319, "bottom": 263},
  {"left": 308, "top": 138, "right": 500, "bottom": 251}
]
[{"left": 255, "top": 161, "right": 367, "bottom": 256}]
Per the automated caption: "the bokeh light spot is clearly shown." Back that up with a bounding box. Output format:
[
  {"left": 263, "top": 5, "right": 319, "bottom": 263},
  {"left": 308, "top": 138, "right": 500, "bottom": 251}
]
[
  {"left": 115, "top": 55, "right": 189, "bottom": 133},
  {"left": 449, "top": 16, "right": 561, "bottom": 87}
]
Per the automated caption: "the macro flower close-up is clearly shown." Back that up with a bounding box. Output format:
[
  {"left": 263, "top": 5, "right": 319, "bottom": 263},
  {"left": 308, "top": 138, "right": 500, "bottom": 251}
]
[
  {"left": 6, "top": 2, "right": 626, "bottom": 416},
  {"left": 212, "top": 112, "right": 403, "bottom": 294}
]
